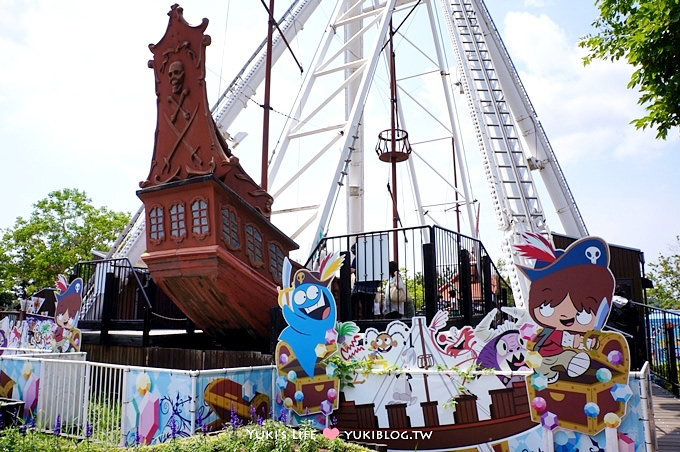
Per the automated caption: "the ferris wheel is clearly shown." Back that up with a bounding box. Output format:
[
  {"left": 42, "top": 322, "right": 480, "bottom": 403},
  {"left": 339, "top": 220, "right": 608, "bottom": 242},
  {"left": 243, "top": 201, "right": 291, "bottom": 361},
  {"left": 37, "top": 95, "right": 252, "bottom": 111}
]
[{"left": 115, "top": 0, "right": 587, "bottom": 307}]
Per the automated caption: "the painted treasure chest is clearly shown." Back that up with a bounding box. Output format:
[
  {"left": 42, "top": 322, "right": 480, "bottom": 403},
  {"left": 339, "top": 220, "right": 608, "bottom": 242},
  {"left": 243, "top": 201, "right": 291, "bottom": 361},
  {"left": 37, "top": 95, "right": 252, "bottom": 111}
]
[
  {"left": 526, "top": 331, "right": 631, "bottom": 435},
  {"left": 204, "top": 377, "right": 270, "bottom": 423},
  {"left": 276, "top": 341, "right": 339, "bottom": 415}
]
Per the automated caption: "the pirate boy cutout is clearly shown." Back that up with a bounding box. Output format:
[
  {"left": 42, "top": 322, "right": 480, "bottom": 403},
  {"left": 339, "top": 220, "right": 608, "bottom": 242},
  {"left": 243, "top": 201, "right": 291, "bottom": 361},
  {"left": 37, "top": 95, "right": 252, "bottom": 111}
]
[{"left": 517, "top": 233, "right": 631, "bottom": 436}]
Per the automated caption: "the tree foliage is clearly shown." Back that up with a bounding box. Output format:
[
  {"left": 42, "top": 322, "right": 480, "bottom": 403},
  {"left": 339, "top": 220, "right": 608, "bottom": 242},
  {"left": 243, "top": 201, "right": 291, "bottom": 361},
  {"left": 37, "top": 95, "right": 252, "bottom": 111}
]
[
  {"left": 579, "top": 0, "right": 680, "bottom": 139},
  {"left": 0, "top": 189, "right": 130, "bottom": 302},
  {"left": 647, "top": 235, "right": 680, "bottom": 309}
]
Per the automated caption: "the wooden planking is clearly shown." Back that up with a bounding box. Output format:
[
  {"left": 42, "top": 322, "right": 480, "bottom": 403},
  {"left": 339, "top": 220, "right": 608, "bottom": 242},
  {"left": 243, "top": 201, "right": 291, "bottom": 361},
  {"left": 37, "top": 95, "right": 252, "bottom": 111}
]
[
  {"left": 652, "top": 383, "right": 680, "bottom": 451},
  {"left": 82, "top": 343, "right": 272, "bottom": 370}
]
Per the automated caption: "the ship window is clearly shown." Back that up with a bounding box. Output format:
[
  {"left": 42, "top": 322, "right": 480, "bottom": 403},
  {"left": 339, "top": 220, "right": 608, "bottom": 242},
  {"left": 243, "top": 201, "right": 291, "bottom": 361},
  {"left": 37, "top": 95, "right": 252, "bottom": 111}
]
[
  {"left": 269, "top": 243, "right": 285, "bottom": 282},
  {"left": 169, "top": 203, "right": 186, "bottom": 241},
  {"left": 246, "top": 225, "right": 264, "bottom": 267},
  {"left": 221, "top": 207, "right": 240, "bottom": 249},
  {"left": 191, "top": 199, "right": 209, "bottom": 238},
  {"left": 149, "top": 206, "right": 164, "bottom": 243}
]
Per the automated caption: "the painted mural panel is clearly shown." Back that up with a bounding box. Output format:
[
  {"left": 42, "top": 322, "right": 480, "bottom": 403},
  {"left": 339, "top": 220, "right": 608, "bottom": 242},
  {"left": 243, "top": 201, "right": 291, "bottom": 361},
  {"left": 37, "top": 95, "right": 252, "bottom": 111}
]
[
  {"left": 330, "top": 313, "right": 646, "bottom": 451},
  {"left": 122, "top": 369, "right": 194, "bottom": 446},
  {"left": 333, "top": 310, "right": 535, "bottom": 450},
  {"left": 0, "top": 358, "right": 41, "bottom": 419},
  {"left": 266, "top": 234, "right": 642, "bottom": 451},
  {"left": 197, "top": 367, "right": 274, "bottom": 432}
]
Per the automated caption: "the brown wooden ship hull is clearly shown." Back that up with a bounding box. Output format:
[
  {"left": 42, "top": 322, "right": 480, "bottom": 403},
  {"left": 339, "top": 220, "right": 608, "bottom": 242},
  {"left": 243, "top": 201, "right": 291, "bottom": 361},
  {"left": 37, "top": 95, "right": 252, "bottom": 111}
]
[
  {"left": 138, "top": 175, "right": 298, "bottom": 340},
  {"left": 143, "top": 245, "right": 278, "bottom": 338},
  {"left": 139, "top": 9, "right": 298, "bottom": 344}
]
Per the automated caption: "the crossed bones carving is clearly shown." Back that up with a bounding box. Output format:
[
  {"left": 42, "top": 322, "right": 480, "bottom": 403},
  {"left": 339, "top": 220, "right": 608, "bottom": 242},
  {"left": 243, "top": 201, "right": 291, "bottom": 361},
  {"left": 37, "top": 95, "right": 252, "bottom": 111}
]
[{"left": 168, "top": 88, "right": 191, "bottom": 123}]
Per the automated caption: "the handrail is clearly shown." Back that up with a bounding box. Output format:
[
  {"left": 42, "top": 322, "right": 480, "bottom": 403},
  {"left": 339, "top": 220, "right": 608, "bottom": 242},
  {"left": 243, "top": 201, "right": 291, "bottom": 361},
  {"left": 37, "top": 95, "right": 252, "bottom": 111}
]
[{"left": 75, "top": 258, "right": 152, "bottom": 310}]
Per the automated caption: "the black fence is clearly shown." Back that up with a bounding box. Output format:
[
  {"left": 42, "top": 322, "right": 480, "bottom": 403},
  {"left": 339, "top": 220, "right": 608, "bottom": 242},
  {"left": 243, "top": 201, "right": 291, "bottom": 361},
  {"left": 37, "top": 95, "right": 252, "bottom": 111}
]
[
  {"left": 303, "top": 225, "right": 512, "bottom": 329},
  {"left": 72, "top": 258, "right": 189, "bottom": 346},
  {"left": 632, "top": 302, "right": 680, "bottom": 396}
]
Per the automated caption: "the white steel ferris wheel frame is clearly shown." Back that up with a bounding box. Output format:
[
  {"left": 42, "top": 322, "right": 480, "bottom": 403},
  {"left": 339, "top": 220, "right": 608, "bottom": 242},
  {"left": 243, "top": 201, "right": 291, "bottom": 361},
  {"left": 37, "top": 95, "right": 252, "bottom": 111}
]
[
  {"left": 264, "top": 0, "right": 587, "bottom": 307},
  {"left": 267, "top": 0, "right": 477, "bottom": 251},
  {"left": 113, "top": 0, "right": 587, "bottom": 308}
]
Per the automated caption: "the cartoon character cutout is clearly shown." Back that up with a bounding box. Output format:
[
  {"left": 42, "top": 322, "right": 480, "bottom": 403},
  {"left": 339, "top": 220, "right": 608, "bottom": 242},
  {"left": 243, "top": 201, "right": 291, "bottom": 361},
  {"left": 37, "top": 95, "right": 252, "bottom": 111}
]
[
  {"left": 474, "top": 307, "right": 531, "bottom": 386},
  {"left": 517, "top": 233, "right": 630, "bottom": 435},
  {"left": 275, "top": 253, "right": 343, "bottom": 418},
  {"left": 277, "top": 253, "right": 342, "bottom": 377},
  {"left": 476, "top": 321, "right": 530, "bottom": 387},
  {"left": 364, "top": 321, "right": 410, "bottom": 371},
  {"left": 53, "top": 275, "right": 83, "bottom": 352}
]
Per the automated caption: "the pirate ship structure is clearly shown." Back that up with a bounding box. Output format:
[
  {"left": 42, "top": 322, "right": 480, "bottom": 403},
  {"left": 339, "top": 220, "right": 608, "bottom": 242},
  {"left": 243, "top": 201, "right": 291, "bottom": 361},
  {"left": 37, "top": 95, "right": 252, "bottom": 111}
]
[
  {"left": 54, "top": 2, "right": 653, "bottom": 450},
  {"left": 136, "top": 5, "right": 297, "bottom": 341}
]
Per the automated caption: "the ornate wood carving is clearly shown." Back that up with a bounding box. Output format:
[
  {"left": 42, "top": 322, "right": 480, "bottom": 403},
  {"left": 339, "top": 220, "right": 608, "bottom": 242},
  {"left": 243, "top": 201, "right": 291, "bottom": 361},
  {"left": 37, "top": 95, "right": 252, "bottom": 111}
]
[{"left": 141, "top": 4, "right": 273, "bottom": 218}]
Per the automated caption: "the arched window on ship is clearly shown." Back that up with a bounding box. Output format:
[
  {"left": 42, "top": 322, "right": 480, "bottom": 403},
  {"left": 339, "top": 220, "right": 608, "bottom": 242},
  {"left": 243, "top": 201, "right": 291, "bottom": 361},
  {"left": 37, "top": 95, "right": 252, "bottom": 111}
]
[
  {"left": 221, "top": 206, "right": 240, "bottom": 249},
  {"left": 191, "top": 198, "right": 209, "bottom": 239},
  {"left": 169, "top": 203, "right": 187, "bottom": 242},
  {"left": 269, "top": 242, "right": 285, "bottom": 283},
  {"left": 149, "top": 206, "right": 165, "bottom": 244},
  {"left": 245, "top": 224, "right": 264, "bottom": 267}
]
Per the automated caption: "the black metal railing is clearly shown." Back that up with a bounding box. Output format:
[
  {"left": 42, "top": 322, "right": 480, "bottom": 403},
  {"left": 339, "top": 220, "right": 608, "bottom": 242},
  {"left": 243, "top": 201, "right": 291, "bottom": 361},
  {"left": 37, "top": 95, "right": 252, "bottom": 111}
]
[
  {"left": 72, "top": 258, "right": 188, "bottom": 346},
  {"left": 304, "top": 225, "right": 511, "bottom": 329},
  {"left": 633, "top": 302, "right": 680, "bottom": 396}
]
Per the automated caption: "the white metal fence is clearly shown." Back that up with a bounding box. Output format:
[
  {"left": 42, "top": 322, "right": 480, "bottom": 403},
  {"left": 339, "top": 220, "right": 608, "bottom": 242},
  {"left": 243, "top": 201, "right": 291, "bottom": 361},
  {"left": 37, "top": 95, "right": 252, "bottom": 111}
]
[{"left": 0, "top": 350, "right": 277, "bottom": 446}]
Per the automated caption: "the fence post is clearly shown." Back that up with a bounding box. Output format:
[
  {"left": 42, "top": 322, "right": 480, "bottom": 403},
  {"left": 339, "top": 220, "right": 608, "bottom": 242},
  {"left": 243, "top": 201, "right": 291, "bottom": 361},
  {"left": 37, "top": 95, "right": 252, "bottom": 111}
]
[
  {"left": 665, "top": 323, "right": 679, "bottom": 396},
  {"left": 142, "top": 307, "right": 151, "bottom": 348},
  {"left": 459, "top": 249, "right": 472, "bottom": 325},
  {"left": 422, "top": 239, "right": 437, "bottom": 325},
  {"left": 120, "top": 367, "right": 130, "bottom": 447},
  {"left": 100, "top": 272, "right": 118, "bottom": 345},
  {"left": 339, "top": 251, "right": 352, "bottom": 322},
  {"left": 80, "top": 362, "right": 91, "bottom": 439},
  {"left": 190, "top": 371, "right": 198, "bottom": 436},
  {"left": 482, "top": 255, "right": 493, "bottom": 314}
]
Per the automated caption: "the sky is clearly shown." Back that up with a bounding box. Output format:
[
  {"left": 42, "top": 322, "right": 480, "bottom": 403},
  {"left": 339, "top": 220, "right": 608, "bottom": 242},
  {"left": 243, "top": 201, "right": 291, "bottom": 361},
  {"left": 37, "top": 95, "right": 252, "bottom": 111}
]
[{"left": 1, "top": 0, "right": 678, "bottom": 268}]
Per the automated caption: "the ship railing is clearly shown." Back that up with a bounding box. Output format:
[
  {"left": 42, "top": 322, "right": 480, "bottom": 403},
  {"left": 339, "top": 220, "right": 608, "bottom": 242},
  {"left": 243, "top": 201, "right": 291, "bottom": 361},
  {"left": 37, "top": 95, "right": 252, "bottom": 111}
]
[
  {"left": 72, "top": 258, "right": 187, "bottom": 346},
  {"left": 303, "top": 225, "right": 512, "bottom": 329}
]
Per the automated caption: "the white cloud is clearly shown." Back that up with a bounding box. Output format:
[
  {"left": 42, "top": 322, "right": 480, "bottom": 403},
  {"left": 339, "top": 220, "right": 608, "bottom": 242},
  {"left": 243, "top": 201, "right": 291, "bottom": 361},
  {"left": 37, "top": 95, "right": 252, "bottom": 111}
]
[{"left": 500, "top": 11, "right": 677, "bottom": 164}]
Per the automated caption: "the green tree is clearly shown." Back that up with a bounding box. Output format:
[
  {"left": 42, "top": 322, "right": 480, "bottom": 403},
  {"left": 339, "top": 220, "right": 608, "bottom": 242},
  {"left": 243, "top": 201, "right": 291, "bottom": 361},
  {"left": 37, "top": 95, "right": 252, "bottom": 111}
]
[
  {"left": 0, "top": 189, "right": 130, "bottom": 301},
  {"left": 579, "top": 0, "right": 680, "bottom": 139},
  {"left": 647, "top": 235, "right": 680, "bottom": 308}
]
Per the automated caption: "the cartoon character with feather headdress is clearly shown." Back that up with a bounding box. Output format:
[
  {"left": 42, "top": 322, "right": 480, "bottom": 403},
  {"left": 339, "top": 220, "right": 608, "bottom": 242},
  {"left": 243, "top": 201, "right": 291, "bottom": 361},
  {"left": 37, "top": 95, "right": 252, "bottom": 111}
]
[
  {"left": 277, "top": 252, "right": 343, "bottom": 377},
  {"left": 517, "top": 233, "right": 632, "bottom": 436},
  {"left": 53, "top": 275, "right": 83, "bottom": 352},
  {"left": 516, "top": 233, "right": 622, "bottom": 383}
]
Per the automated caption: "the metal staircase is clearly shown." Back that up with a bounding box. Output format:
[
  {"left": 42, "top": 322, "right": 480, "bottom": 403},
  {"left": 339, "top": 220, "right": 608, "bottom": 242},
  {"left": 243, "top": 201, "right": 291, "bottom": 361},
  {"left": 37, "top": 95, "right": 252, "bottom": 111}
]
[{"left": 440, "top": 0, "right": 587, "bottom": 306}]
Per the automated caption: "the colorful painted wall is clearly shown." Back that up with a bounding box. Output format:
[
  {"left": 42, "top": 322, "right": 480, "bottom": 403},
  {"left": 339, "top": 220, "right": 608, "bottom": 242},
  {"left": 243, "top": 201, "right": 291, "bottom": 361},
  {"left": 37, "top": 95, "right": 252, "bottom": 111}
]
[
  {"left": 121, "top": 366, "right": 275, "bottom": 446},
  {"left": 268, "top": 235, "right": 651, "bottom": 451},
  {"left": 0, "top": 276, "right": 83, "bottom": 354}
]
